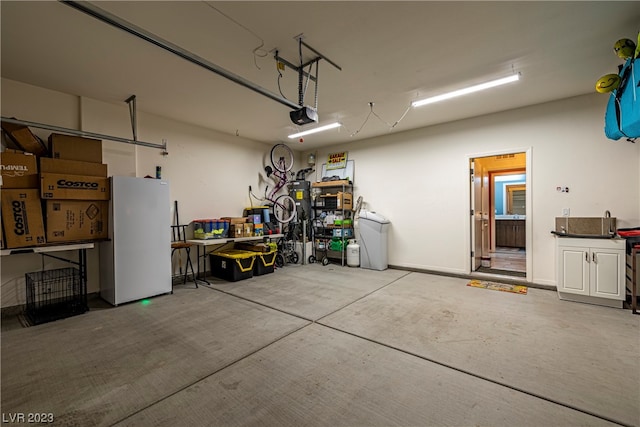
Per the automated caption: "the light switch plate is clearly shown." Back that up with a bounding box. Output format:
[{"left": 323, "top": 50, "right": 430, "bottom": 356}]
[{"left": 562, "top": 208, "right": 570, "bottom": 217}]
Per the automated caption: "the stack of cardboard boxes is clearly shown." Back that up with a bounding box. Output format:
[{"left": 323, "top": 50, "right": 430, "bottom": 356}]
[
  {"left": 220, "top": 215, "right": 265, "bottom": 239},
  {"left": 223, "top": 217, "right": 251, "bottom": 239},
  {"left": 1, "top": 123, "right": 110, "bottom": 249},
  {"left": 0, "top": 149, "right": 46, "bottom": 249},
  {"left": 42, "top": 134, "right": 110, "bottom": 244}
]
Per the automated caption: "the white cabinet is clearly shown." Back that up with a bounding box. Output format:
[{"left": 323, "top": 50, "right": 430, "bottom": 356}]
[{"left": 556, "top": 238, "right": 625, "bottom": 307}]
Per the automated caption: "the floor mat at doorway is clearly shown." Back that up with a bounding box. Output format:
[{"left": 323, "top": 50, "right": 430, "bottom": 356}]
[{"left": 467, "top": 280, "right": 528, "bottom": 294}]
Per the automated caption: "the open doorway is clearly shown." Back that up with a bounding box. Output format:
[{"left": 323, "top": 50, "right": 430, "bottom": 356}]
[{"left": 470, "top": 152, "right": 528, "bottom": 278}]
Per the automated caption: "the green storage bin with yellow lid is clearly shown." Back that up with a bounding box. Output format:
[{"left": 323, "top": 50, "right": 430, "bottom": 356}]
[{"left": 210, "top": 249, "right": 256, "bottom": 282}]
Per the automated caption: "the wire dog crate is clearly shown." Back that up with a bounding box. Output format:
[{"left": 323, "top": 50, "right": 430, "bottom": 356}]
[{"left": 25, "top": 267, "right": 88, "bottom": 325}]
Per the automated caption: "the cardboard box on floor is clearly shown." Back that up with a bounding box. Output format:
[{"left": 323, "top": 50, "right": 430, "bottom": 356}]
[
  {"left": 40, "top": 173, "right": 110, "bottom": 200},
  {"left": 45, "top": 200, "right": 109, "bottom": 243},
  {"left": 1, "top": 122, "right": 48, "bottom": 157},
  {"left": 0, "top": 150, "right": 39, "bottom": 189},
  {"left": 1, "top": 189, "right": 46, "bottom": 248},
  {"left": 48, "top": 133, "right": 102, "bottom": 163}
]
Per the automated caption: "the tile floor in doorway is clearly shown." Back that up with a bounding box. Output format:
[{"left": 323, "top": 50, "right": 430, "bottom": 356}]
[{"left": 490, "top": 246, "right": 526, "bottom": 272}]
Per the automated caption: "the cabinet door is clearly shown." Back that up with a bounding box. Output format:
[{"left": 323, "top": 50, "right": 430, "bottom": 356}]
[
  {"left": 590, "top": 249, "right": 624, "bottom": 300},
  {"left": 513, "top": 222, "right": 526, "bottom": 248},
  {"left": 558, "top": 246, "right": 590, "bottom": 295},
  {"left": 505, "top": 221, "right": 516, "bottom": 247},
  {"left": 496, "top": 221, "right": 508, "bottom": 246}
]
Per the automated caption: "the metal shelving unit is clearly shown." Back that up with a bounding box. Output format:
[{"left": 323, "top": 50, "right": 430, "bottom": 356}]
[{"left": 311, "top": 180, "right": 353, "bottom": 266}]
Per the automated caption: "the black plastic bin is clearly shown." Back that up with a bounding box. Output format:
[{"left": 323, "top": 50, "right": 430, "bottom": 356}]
[
  {"left": 210, "top": 249, "right": 256, "bottom": 282},
  {"left": 253, "top": 250, "right": 277, "bottom": 276},
  {"left": 25, "top": 267, "right": 87, "bottom": 325}
]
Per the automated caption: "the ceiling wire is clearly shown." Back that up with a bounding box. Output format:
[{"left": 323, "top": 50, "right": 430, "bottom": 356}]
[
  {"left": 349, "top": 102, "right": 412, "bottom": 137},
  {"left": 349, "top": 104, "right": 374, "bottom": 137},
  {"left": 202, "top": 1, "right": 268, "bottom": 69},
  {"left": 390, "top": 104, "right": 412, "bottom": 128},
  {"left": 200, "top": 1, "right": 410, "bottom": 135}
]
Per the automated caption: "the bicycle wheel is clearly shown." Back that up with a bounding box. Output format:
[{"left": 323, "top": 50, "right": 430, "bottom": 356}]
[
  {"left": 275, "top": 253, "right": 285, "bottom": 268},
  {"left": 270, "top": 143, "right": 294, "bottom": 173},
  {"left": 273, "top": 194, "right": 296, "bottom": 224}
]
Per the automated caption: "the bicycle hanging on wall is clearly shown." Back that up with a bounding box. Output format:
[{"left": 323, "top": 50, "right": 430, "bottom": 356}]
[
  {"left": 249, "top": 143, "right": 297, "bottom": 225},
  {"left": 249, "top": 143, "right": 300, "bottom": 267}
]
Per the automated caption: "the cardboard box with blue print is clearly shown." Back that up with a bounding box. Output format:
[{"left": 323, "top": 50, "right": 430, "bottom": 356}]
[
  {"left": 40, "top": 173, "right": 110, "bottom": 200},
  {"left": 1, "top": 189, "right": 46, "bottom": 249}
]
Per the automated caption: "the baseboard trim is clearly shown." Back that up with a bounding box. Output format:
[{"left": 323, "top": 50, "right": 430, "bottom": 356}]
[{"left": 388, "top": 265, "right": 556, "bottom": 291}]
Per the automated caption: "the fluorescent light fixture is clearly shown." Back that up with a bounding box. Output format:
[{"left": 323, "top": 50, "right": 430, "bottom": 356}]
[
  {"left": 288, "top": 122, "right": 342, "bottom": 139},
  {"left": 411, "top": 73, "right": 520, "bottom": 108}
]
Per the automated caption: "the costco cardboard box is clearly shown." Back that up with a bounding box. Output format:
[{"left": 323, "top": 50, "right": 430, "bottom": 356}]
[
  {"left": 1, "top": 189, "right": 46, "bottom": 248},
  {"left": 45, "top": 200, "right": 109, "bottom": 243},
  {"left": 41, "top": 173, "right": 110, "bottom": 200},
  {"left": 1, "top": 122, "right": 48, "bottom": 157},
  {"left": 48, "top": 133, "right": 102, "bottom": 163},
  {"left": 0, "top": 150, "right": 39, "bottom": 188},
  {"left": 40, "top": 157, "right": 107, "bottom": 177}
]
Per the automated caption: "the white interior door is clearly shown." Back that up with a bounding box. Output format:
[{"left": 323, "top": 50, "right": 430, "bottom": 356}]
[
  {"left": 471, "top": 160, "right": 483, "bottom": 270},
  {"left": 481, "top": 167, "right": 490, "bottom": 258}
]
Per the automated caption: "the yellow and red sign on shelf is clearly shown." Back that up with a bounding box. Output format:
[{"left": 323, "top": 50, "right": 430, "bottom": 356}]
[{"left": 327, "top": 151, "right": 347, "bottom": 170}]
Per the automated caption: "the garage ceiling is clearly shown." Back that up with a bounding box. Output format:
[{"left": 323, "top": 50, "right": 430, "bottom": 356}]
[{"left": 2, "top": 1, "right": 639, "bottom": 150}]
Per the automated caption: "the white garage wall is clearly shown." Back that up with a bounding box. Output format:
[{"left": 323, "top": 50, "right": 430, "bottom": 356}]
[
  {"left": 0, "top": 78, "right": 80, "bottom": 133},
  {"left": 307, "top": 93, "right": 639, "bottom": 286},
  {"left": 1, "top": 78, "right": 294, "bottom": 308},
  {"left": 2, "top": 79, "right": 638, "bottom": 308}
]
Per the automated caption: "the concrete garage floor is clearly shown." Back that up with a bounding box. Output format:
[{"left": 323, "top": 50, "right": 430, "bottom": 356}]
[{"left": 1, "top": 264, "right": 639, "bottom": 427}]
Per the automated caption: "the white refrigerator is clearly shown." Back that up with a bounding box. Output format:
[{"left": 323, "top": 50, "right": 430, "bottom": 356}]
[{"left": 100, "top": 176, "right": 172, "bottom": 305}]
